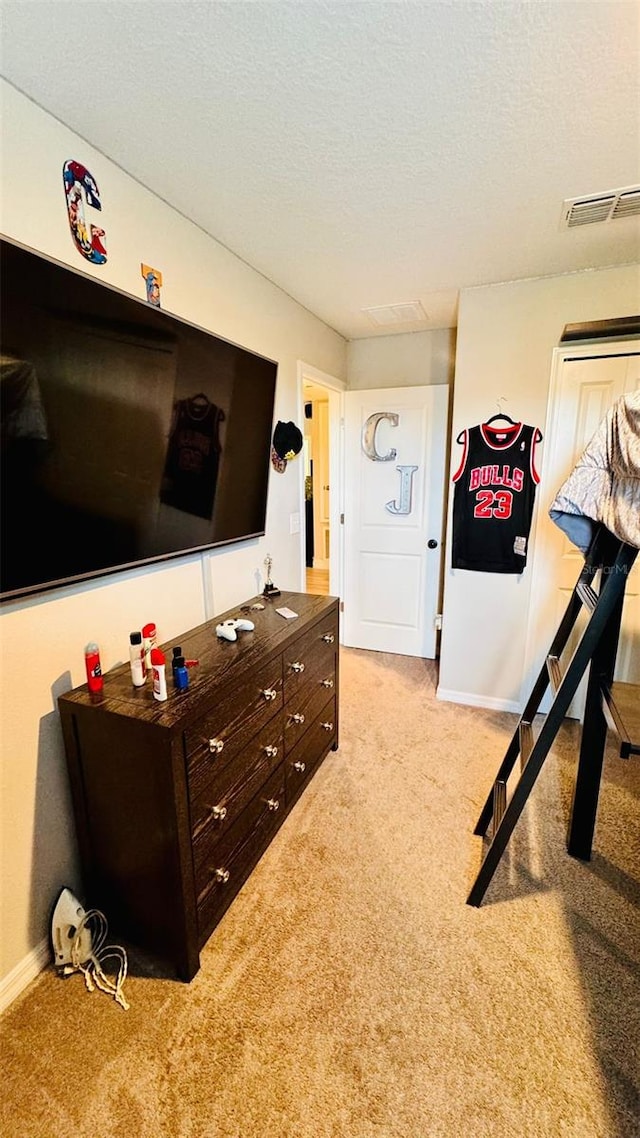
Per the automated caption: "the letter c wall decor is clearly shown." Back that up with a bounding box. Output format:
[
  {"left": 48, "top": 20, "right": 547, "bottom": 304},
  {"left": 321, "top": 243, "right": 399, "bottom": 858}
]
[
  {"left": 361, "top": 412, "right": 419, "bottom": 516},
  {"left": 62, "top": 160, "right": 107, "bottom": 264},
  {"left": 361, "top": 412, "right": 399, "bottom": 461}
]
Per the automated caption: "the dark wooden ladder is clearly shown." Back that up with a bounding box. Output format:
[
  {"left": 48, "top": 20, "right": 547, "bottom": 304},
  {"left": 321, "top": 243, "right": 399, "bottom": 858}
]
[{"left": 467, "top": 524, "right": 638, "bottom": 907}]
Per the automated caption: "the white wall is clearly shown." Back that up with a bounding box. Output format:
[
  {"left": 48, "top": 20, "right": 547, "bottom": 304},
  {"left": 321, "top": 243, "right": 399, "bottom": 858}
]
[
  {"left": 347, "top": 328, "right": 455, "bottom": 388},
  {"left": 438, "top": 264, "right": 640, "bottom": 712},
  {"left": 0, "top": 82, "right": 346, "bottom": 1001}
]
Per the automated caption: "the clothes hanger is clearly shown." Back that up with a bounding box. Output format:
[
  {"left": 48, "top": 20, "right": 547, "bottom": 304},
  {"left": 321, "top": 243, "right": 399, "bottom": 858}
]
[
  {"left": 456, "top": 400, "right": 514, "bottom": 443},
  {"left": 484, "top": 401, "right": 543, "bottom": 441},
  {"left": 484, "top": 397, "right": 516, "bottom": 427},
  {"left": 456, "top": 400, "right": 543, "bottom": 443}
]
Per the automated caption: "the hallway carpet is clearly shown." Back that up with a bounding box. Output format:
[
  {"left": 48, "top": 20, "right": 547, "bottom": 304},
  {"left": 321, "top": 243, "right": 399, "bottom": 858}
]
[{"left": 2, "top": 648, "right": 639, "bottom": 1138}]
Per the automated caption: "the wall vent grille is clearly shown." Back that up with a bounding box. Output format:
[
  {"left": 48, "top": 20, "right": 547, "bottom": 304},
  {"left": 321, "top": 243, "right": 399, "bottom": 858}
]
[
  {"left": 561, "top": 186, "right": 640, "bottom": 228},
  {"left": 362, "top": 300, "right": 427, "bottom": 327}
]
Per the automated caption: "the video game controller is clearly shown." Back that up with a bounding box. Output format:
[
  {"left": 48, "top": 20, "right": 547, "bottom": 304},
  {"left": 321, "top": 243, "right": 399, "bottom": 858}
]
[{"left": 215, "top": 617, "right": 255, "bottom": 642}]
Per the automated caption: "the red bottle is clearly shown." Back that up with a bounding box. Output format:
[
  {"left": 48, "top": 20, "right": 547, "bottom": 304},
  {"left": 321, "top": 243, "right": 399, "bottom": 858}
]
[{"left": 84, "top": 642, "right": 103, "bottom": 693}]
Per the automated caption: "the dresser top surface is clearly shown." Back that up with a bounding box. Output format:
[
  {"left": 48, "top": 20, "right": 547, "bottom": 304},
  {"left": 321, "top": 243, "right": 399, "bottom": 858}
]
[{"left": 58, "top": 591, "right": 338, "bottom": 729}]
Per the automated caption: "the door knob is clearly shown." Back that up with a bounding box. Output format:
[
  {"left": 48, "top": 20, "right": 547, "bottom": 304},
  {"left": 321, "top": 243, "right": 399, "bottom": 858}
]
[{"left": 428, "top": 539, "right": 439, "bottom": 549}]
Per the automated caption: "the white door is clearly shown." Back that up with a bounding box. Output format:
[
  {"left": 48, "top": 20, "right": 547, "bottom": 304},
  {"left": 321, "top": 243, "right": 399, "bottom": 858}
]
[
  {"left": 524, "top": 344, "right": 640, "bottom": 713},
  {"left": 343, "top": 385, "right": 448, "bottom": 657}
]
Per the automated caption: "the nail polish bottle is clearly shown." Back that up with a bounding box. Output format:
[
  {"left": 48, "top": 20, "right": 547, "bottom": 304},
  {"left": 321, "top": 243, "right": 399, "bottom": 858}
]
[{"left": 173, "top": 655, "right": 189, "bottom": 691}]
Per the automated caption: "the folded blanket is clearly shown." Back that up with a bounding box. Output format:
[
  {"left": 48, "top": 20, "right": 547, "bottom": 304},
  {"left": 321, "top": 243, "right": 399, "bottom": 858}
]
[{"left": 549, "top": 391, "right": 640, "bottom": 551}]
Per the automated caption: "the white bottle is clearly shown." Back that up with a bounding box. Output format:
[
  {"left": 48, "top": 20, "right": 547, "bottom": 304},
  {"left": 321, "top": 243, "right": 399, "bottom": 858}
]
[
  {"left": 129, "top": 631, "right": 146, "bottom": 687},
  {"left": 151, "top": 647, "right": 167, "bottom": 702}
]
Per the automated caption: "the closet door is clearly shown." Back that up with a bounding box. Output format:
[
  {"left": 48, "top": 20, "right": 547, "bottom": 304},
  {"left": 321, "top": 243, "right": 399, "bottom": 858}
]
[{"left": 524, "top": 344, "right": 640, "bottom": 713}]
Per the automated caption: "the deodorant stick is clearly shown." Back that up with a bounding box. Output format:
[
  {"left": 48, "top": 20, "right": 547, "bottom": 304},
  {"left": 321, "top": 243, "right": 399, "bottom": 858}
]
[{"left": 151, "top": 647, "right": 167, "bottom": 702}]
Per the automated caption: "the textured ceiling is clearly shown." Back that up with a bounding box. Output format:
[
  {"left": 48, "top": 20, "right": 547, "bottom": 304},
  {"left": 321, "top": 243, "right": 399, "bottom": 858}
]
[{"left": 1, "top": 0, "right": 639, "bottom": 339}]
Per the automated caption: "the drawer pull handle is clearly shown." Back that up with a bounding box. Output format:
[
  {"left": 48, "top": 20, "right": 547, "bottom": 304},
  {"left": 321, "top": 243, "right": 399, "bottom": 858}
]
[
  {"left": 210, "top": 804, "right": 227, "bottom": 822},
  {"left": 290, "top": 661, "right": 305, "bottom": 673},
  {"left": 267, "top": 798, "right": 280, "bottom": 812},
  {"left": 293, "top": 760, "right": 306, "bottom": 773},
  {"left": 208, "top": 737, "right": 225, "bottom": 754},
  {"left": 321, "top": 678, "right": 334, "bottom": 688},
  {"left": 292, "top": 712, "right": 305, "bottom": 725},
  {"left": 262, "top": 688, "right": 278, "bottom": 701},
  {"left": 321, "top": 721, "right": 334, "bottom": 732},
  {"left": 214, "top": 867, "right": 230, "bottom": 884},
  {"left": 322, "top": 633, "right": 335, "bottom": 644},
  {"left": 264, "top": 744, "right": 279, "bottom": 758}
]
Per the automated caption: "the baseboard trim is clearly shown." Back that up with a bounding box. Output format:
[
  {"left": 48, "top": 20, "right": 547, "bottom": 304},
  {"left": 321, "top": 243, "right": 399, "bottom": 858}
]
[
  {"left": 436, "top": 686, "right": 521, "bottom": 715},
  {"left": 0, "top": 937, "right": 50, "bottom": 1014}
]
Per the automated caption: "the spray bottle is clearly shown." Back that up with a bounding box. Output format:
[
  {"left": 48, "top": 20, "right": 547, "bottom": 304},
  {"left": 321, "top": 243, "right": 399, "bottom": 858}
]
[
  {"left": 142, "top": 622, "right": 157, "bottom": 674},
  {"left": 84, "top": 642, "right": 104, "bottom": 694}
]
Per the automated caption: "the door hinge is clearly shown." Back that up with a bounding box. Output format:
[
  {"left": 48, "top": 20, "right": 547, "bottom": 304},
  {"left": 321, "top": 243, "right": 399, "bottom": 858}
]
[
  {"left": 434, "top": 613, "right": 443, "bottom": 631},
  {"left": 340, "top": 601, "right": 344, "bottom": 612},
  {"left": 340, "top": 513, "right": 344, "bottom": 524}
]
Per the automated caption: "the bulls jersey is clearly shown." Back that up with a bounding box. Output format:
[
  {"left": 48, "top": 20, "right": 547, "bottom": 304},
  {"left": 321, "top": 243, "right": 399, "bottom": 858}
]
[{"left": 452, "top": 422, "right": 541, "bottom": 573}]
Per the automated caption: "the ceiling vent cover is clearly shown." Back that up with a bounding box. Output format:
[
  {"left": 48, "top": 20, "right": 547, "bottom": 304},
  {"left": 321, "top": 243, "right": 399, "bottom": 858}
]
[
  {"left": 561, "top": 185, "right": 640, "bottom": 229},
  {"left": 362, "top": 300, "right": 427, "bottom": 327}
]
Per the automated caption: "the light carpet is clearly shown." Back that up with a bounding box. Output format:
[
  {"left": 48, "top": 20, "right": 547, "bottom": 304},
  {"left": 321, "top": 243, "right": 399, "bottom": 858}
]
[{"left": 2, "top": 647, "right": 639, "bottom": 1138}]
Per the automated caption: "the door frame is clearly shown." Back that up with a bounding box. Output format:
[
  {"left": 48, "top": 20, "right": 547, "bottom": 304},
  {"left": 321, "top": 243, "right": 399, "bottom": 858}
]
[{"left": 296, "top": 361, "right": 345, "bottom": 603}]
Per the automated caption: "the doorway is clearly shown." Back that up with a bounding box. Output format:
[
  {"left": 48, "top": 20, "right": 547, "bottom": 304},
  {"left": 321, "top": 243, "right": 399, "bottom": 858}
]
[
  {"left": 303, "top": 384, "right": 330, "bottom": 594},
  {"left": 297, "top": 362, "right": 345, "bottom": 599}
]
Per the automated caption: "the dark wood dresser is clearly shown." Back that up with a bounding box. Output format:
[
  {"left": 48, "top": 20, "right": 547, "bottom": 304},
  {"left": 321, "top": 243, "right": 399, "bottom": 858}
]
[{"left": 58, "top": 591, "right": 339, "bottom": 980}]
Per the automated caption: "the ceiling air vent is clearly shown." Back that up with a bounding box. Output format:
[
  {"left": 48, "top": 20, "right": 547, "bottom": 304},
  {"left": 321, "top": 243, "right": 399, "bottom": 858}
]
[
  {"left": 362, "top": 300, "right": 427, "bottom": 327},
  {"left": 561, "top": 185, "right": 640, "bottom": 229}
]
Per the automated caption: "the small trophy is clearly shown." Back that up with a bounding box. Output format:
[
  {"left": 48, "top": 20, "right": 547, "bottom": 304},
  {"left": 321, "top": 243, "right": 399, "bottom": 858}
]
[{"left": 262, "top": 553, "right": 281, "bottom": 598}]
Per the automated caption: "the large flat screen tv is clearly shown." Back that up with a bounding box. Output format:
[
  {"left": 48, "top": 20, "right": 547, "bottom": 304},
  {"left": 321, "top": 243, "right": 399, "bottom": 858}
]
[{"left": 0, "top": 238, "right": 279, "bottom": 602}]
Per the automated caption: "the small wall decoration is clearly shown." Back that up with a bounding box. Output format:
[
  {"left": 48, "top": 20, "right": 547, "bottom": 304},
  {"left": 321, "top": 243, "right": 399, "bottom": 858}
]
[
  {"left": 271, "top": 421, "right": 303, "bottom": 473},
  {"left": 362, "top": 412, "right": 398, "bottom": 461},
  {"left": 385, "top": 465, "right": 418, "bottom": 515},
  {"left": 141, "top": 263, "right": 162, "bottom": 307},
  {"left": 362, "top": 411, "right": 417, "bottom": 516},
  {"left": 62, "top": 160, "right": 107, "bottom": 264}
]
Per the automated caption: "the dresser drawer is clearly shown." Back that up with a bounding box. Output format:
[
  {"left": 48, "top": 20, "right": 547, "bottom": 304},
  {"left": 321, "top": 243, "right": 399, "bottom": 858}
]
[
  {"left": 196, "top": 765, "right": 285, "bottom": 938},
  {"left": 186, "top": 658, "right": 283, "bottom": 801},
  {"left": 190, "top": 721, "right": 283, "bottom": 848},
  {"left": 286, "top": 694, "right": 336, "bottom": 804},
  {"left": 283, "top": 611, "right": 338, "bottom": 701},
  {"left": 284, "top": 664, "right": 336, "bottom": 754}
]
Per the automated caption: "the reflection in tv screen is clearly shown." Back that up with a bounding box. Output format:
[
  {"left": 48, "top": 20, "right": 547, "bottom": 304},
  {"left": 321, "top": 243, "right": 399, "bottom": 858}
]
[{"left": 0, "top": 238, "right": 278, "bottom": 601}]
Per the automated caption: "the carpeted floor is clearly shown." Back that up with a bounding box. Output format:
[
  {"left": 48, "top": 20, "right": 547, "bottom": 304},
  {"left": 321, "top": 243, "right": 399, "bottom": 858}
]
[{"left": 2, "top": 647, "right": 639, "bottom": 1138}]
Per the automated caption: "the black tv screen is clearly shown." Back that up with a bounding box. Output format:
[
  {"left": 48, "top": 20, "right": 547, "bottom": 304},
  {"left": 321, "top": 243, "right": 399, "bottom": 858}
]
[{"left": 0, "top": 238, "right": 278, "bottom": 601}]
